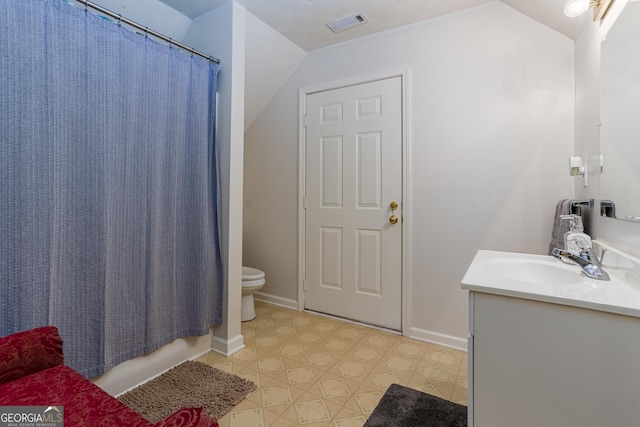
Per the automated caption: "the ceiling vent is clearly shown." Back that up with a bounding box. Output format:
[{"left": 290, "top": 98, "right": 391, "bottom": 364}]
[{"left": 326, "top": 12, "right": 368, "bottom": 33}]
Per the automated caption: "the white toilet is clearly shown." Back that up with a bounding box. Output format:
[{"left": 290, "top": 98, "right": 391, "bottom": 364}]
[{"left": 241, "top": 266, "right": 265, "bottom": 321}]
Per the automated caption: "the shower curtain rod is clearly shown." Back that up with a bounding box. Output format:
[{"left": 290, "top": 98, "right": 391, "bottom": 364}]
[{"left": 73, "top": 0, "right": 220, "bottom": 64}]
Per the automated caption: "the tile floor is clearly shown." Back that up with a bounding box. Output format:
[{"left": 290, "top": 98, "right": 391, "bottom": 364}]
[{"left": 195, "top": 301, "right": 468, "bottom": 427}]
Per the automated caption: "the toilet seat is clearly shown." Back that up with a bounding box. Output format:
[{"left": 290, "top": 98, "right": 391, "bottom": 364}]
[
  {"left": 242, "top": 266, "right": 265, "bottom": 288},
  {"left": 241, "top": 266, "right": 265, "bottom": 322}
]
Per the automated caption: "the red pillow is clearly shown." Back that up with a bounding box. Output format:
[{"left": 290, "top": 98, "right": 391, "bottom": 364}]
[{"left": 0, "top": 326, "right": 64, "bottom": 385}]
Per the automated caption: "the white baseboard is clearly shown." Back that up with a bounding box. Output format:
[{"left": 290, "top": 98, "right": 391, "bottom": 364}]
[
  {"left": 92, "top": 332, "right": 213, "bottom": 397},
  {"left": 408, "top": 326, "right": 468, "bottom": 352},
  {"left": 211, "top": 333, "right": 245, "bottom": 356},
  {"left": 254, "top": 291, "right": 299, "bottom": 310}
]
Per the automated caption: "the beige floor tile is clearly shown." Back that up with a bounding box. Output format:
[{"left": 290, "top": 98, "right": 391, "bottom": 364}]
[
  {"left": 419, "top": 365, "right": 455, "bottom": 383},
  {"left": 441, "top": 363, "right": 462, "bottom": 378},
  {"left": 370, "top": 372, "right": 401, "bottom": 390},
  {"left": 337, "top": 327, "right": 362, "bottom": 342},
  {"left": 353, "top": 391, "right": 383, "bottom": 415},
  {"left": 307, "top": 352, "right": 335, "bottom": 368},
  {"left": 229, "top": 408, "right": 264, "bottom": 427},
  {"left": 420, "top": 384, "right": 446, "bottom": 399},
  {"left": 383, "top": 356, "right": 415, "bottom": 371},
  {"left": 351, "top": 346, "right": 381, "bottom": 362},
  {"left": 318, "top": 378, "right": 351, "bottom": 398},
  {"left": 264, "top": 370, "right": 291, "bottom": 385},
  {"left": 451, "top": 381, "right": 468, "bottom": 402},
  {"left": 281, "top": 343, "right": 306, "bottom": 357},
  {"left": 392, "top": 369, "right": 414, "bottom": 385},
  {"left": 232, "top": 347, "right": 258, "bottom": 363},
  {"left": 294, "top": 400, "right": 332, "bottom": 424},
  {"left": 333, "top": 415, "right": 367, "bottom": 427},
  {"left": 428, "top": 350, "right": 459, "bottom": 365},
  {"left": 262, "top": 385, "right": 294, "bottom": 407},
  {"left": 354, "top": 377, "right": 379, "bottom": 393},
  {"left": 211, "top": 361, "right": 233, "bottom": 373},
  {"left": 235, "top": 369, "right": 261, "bottom": 384},
  {"left": 300, "top": 332, "right": 323, "bottom": 344},
  {"left": 291, "top": 385, "right": 317, "bottom": 402},
  {"left": 215, "top": 415, "right": 230, "bottom": 427},
  {"left": 239, "top": 360, "right": 260, "bottom": 373},
  {"left": 432, "top": 380, "right": 456, "bottom": 399},
  {"left": 274, "top": 406, "right": 303, "bottom": 426},
  {"left": 324, "top": 339, "right": 350, "bottom": 352},
  {"left": 363, "top": 334, "right": 393, "bottom": 349},
  {"left": 255, "top": 319, "right": 276, "bottom": 330},
  {"left": 259, "top": 357, "right": 286, "bottom": 373},
  {"left": 333, "top": 399, "right": 364, "bottom": 419},
  {"left": 298, "top": 382, "right": 325, "bottom": 399},
  {"left": 336, "top": 361, "right": 367, "bottom": 378},
  {"left": 262, "top": 408, "right": 284, "bottom": 426},
  {"left": 257, "top": 335, "right": 280, "bottom": 348},
  {"left": 287, "top": 367, "right": 316, "bottom": 385},
  {"left": 325, "top": 398, "right": 349, "bottom": 419}
]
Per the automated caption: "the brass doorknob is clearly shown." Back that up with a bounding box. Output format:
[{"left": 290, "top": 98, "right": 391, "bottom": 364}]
[
  {"left": 389, "top": 214, "right": 399, "bottom": 225},
  {"left": 389, "top": 201, "right": 399, "bottom": 210}
]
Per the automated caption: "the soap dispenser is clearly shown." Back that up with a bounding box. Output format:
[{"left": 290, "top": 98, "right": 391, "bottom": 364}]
[{"left": 561, "top": 214, "right": 591, "bottom": 255}]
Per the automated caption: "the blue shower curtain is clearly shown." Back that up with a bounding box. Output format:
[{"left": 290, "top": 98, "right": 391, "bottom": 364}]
[{"left": 0, "top": 0, "right": 222, "bottom": 377}]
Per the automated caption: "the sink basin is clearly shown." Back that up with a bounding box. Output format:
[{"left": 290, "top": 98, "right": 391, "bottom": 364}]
[{"left": 486, "top": 258, "right": 583, "bottom": 285}]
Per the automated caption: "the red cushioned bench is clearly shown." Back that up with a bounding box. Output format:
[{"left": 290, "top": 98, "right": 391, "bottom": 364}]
[{"left": 0, "top": 326, "right": 218, "bottom": 427}]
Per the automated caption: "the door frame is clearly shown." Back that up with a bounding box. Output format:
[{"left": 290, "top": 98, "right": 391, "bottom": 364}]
[{"left": 297, "top": 69, "right": 412, "bottom": 334}]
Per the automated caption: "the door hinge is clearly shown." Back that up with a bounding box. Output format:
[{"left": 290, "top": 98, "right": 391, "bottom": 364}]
[
  {"left": 303, "top": 115, "right": 308, "bottom": 127},
  {"left": 303, "top": 197, "right": 307, "bottom": 209}
]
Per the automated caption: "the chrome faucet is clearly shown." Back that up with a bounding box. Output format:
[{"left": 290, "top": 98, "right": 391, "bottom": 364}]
[{"left": 552, "top": 248, "right": 610, "bottom": 281}]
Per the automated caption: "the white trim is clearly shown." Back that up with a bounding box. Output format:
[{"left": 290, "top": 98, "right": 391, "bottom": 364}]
[
  {"left": 211, "top": 333, "right": 245, "bottom": 356},
  {"left": 407, "top": 326, "right": 469, "bottom": 352},
  {"left": 298, "top": 88, "right": 307, "bottom": 312},
  {"left": 401, "top": 68, "right": 412, "bottom": 336},
  {"left": 92, "top": 333, "right": 212, "bottom": 397},
  {"left": 298, "top": 68, "right": 411, "bottom": 333},
  {"left": 254, "top": 291, "right": 299, "bottom": 310},
  {"left": 600, "top": 0, "right": 629, "bottom": 38}
]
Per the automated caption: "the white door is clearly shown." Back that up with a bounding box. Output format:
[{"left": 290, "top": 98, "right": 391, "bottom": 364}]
[{"left": 304, "top": 76, "right": 402, "bottom": 330}]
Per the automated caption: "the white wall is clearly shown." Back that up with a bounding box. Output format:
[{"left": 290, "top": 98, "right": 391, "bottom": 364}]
[
  {"left": 244, "top": 2, "right": 575, "bottom": 346},
  {"left": 182, "top": 1, "right": 246, "bottom": 354},
  {"left": 244, "top": 12, "right": 306, "bottom": 130},
  {"left": 79, "top": 0, "right": 191, "bottom": 39}
]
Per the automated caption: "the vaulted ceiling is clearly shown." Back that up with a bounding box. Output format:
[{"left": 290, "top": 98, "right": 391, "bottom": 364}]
[{"left": 157, "top": 0, "right": 586, "bottom": 51}]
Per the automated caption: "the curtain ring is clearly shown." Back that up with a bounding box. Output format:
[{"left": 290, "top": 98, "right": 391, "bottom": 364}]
[
  {"left": 117, "top": 14, "right": 122, "bottom": 25},
  {"left": 144, "top": 27, "right": 149, "bottom": 39}
]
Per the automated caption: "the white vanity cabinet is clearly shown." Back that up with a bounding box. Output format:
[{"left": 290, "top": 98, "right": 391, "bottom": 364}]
[{"left": 462, "top": 250, "right": 640, "bottom": 427}]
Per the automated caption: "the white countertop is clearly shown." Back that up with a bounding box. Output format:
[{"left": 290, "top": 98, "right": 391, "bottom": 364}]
[{"left": 461, "top": 250, "right": 640, "bottom": 318}]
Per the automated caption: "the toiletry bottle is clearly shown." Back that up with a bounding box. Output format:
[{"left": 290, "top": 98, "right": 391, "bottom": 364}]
[{"left": 562, "top": 215, "right": 592, "bottom": 255}]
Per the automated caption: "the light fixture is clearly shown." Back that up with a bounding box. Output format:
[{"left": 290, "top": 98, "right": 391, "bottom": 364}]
[
  {"left": 564, "top": 0, "right": 596, "bottom": 17},
  {"left": 569, "top": 156, "right": 588, "bottom": 187}
]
